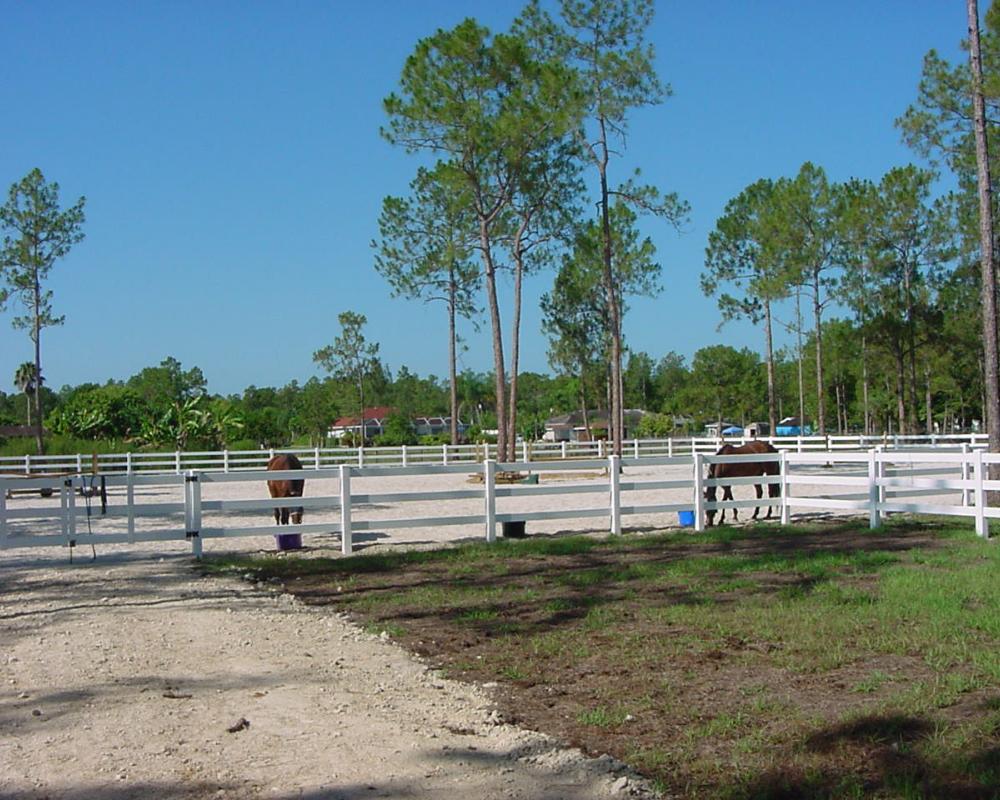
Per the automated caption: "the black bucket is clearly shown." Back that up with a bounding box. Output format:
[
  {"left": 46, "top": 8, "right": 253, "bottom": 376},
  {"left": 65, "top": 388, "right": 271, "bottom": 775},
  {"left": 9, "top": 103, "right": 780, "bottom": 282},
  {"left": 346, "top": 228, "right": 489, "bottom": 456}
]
[{"left": 502, "top": 521, "right": 527, "bottom": 539}]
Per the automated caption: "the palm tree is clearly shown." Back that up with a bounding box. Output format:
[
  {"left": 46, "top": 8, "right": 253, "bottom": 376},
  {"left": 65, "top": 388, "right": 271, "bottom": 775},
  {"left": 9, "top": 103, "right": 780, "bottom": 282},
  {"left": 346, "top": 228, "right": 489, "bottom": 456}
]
[{"left": 13, "top": 362, "right": 40, "bottom": 427}]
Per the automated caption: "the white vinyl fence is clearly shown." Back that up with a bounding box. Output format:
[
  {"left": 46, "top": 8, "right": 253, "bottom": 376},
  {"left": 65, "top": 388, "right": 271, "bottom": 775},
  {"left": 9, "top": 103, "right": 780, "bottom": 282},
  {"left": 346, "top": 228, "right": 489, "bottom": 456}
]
[
  {"left": 0, "top": 433, "right": 989, "bottom": 477},
  {"left": 2, "top": 448, "right": 997, "bottom": 559}
]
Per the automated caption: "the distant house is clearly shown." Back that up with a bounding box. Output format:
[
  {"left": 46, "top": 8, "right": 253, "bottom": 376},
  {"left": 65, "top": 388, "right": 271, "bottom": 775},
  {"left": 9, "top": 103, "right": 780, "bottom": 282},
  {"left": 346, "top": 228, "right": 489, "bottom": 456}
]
[
  {"left": 543, "top": 409, "right": 646, "bottom": 442},
  {"left": 328, "top": 406, "right": 396, "bottom": 441},
  {"left": 327, "top": 407, "right": 467, "bottom": 441},
  {"left": 703, "top": 421, "right": 741, "bottom": 438},
  {"left": 412, "top": 416, "right": 468, "bottom": 438},
  {"left": 745, "top": 422, "right": 770, "bottom": 437}
]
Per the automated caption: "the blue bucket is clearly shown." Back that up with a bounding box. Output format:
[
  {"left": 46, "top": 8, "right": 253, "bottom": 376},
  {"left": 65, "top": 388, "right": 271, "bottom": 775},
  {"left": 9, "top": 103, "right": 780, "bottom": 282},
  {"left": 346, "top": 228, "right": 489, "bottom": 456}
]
[
  {"left": 275, "top": 533, "right": 303, "bottom": 551},
  {"left": 677, "top": 510, "right": 695, "bottom": 528}
]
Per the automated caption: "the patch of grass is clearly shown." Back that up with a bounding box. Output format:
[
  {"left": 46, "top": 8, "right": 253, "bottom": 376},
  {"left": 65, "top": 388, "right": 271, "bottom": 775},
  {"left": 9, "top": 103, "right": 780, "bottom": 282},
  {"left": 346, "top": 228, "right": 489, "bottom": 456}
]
[
  {"left": 853, "top": 670, "right": 893, "bottom": 694},
  {"left": 200, "top": 517, "right": 1000, "bottom": 798},
  {"left": 499, "top": 664, "right": 529, "bottom": 681},
  {"left": 577, "top": 705, "right": 630, "bottom": 728},
  {"left": 362, "top": 621, "right": 405, "bottom": 638}
]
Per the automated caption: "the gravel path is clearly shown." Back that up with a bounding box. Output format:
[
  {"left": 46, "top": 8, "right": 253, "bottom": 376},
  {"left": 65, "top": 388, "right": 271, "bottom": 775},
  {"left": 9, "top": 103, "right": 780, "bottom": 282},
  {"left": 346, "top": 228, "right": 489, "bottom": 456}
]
[{"left": 0, "top": 544, "right": 656, "bottom": 800}]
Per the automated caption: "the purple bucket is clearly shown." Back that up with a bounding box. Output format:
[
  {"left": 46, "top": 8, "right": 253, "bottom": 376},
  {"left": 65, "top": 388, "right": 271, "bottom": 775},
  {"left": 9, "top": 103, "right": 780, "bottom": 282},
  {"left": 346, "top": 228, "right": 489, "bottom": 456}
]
[{"left": 275, "top": 533, "right": 303, "bottom": 551}]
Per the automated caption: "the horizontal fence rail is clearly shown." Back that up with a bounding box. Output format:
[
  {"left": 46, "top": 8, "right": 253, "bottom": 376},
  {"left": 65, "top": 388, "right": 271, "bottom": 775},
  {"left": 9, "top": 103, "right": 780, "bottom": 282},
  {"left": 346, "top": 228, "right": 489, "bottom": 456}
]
[
  {"left": 2, "top": 447, "right": 997, "bottom": 559},
  {"left": 0, "top": 433, "right": 989, "bottom": 477}
]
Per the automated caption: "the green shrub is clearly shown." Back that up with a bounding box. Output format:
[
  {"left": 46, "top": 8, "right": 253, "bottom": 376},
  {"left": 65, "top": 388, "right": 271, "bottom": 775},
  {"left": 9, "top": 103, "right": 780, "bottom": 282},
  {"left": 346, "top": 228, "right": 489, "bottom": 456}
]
[
  {"left": 374, "top": 414, "right": 418, "bottom": 446},
  {"left": 635, "top": 412, "right": 675, "bottom": 438},
  {"left": 225, "top": 438, "right": 261, "bottom": 452}
]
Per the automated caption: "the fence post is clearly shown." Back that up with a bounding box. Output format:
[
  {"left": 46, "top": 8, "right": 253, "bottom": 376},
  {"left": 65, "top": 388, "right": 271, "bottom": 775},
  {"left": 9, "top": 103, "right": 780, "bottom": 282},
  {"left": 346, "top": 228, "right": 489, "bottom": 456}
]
[
  {"left": 778, "top": 450, "right": 790, "bottom": 525},
  {"left": 223, "top": 449, "right": 230, "bottom": 473},
  {"left": 314, "top": 446, "right": 320, "bottom": 470},
  {"left": 126, "top": 471, "right": 136, "bottom": 543},
  {"left": 358, "top": 447, "right": 364, "bottom": 468},
  {"left": 0, "top": 480, "right": 7, "bottom": 547},
  {"left": 961, "top": 443, "right": 971, "bottom": 507},
  {"left": 61, "top": 478, "right": 72, "bottom": 546},
  {"left": 561, "top": 441, "right": 567, "bottom": 459},
  {"left": 633, "top": 439, "right": 640, "bottom": 459},
  {"left": 875, "top": 445, "right": 886, "bottom": 507},
  {"left": 867, "top": 449, "right": 881, "bottom": 529},
  {"left": 609, "top": 454, "right": 621, "bottom": 535},
  {"left": 402, "top": 445, "right": 409, "bottom": 467},
  {"left": 693, "top": 452, "right": 705, "bottom": 532},
  {"left": 76, "top": 453, "right": 83, "bottom": 474},
  {"left": 175, "top": 451, "right": 181, "bottom": 475},
  {"left": 484, "top": 459, "right": 497, "bottom": 543},
  {"left": 339, "top": 465, "right": 352, "bottom": 555},
  {"left": 598, "top": 439, "right": 606, "bottom": 458},
  {"left": 25, "top": 454, "right": 31, "bottom": 475},
  {"left": 974, "top": 449, "right": 987, "bottom": 538},
  {"left": 185, "top": 471, "right": 202, "bottom": 558},
  {"left": 668, "top": 438, "right": 673, "bottom": 458}
]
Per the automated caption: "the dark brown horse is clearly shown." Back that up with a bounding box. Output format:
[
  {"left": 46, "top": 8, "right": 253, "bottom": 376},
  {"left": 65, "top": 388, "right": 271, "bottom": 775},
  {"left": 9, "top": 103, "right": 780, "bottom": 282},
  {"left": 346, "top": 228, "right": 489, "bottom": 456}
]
[
  {"left": 704, "top": 441, "right": 780, "bottom": 526},
  {"left": 267, "top": 453, "right": 304, "bottom": 525}
]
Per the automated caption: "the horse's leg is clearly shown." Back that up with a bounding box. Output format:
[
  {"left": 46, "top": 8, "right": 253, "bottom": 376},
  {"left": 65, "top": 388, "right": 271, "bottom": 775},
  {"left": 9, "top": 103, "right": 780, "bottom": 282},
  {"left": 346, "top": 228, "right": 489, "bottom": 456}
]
[
  {"left": 721, "top": 486, "right": 734, "bottom": 523},
  {"left": 767, "top": 482, "right": 779, "bottom": 519},
  {"left": 280, "top": 507, "right": 290, "bottom": 525},
  {"left": 753, "top": 483, "right": 762, "bottom": 519}
]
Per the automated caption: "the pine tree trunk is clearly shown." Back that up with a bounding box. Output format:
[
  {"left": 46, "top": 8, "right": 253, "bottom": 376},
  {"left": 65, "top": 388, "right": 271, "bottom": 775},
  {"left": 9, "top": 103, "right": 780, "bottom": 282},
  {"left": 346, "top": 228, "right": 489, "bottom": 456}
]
[
  {"left": 479, "top": 221, "right": 508, "bottom": 460},
  {"left": 969, "top": 0, "right": 1000, "bottom": 503},
  {"left": 764, "top": 299, "right": 777, "bottom": 436},
  {"left": 925, "top": 363, "right": 933, "bottom": 434},
  {"left": 811, "top": 270, "right": 826, "bottom": 435},
  {"left": 904, "top": 260, "right": 920, "bottom": 434},
  {"left": 448, "top": 272, "right": 459, "bottom": 446},
  {"left": 862, "top": 334, "right": 871, "bottom": 435},
  {"left": 597, "top": 118, "right": 623, "bottom": 457},
  {"left": 506, "top": 249, "right": 524, "bottom": 462},
  {"left": 895, "top": 348, "right": 906, "bottom": 435},
  {"left": 33, "top": 274, "right": 43, "bottom": 456},
  {"left": 796, "top": 291, "right": 805, "bottom": 429}
]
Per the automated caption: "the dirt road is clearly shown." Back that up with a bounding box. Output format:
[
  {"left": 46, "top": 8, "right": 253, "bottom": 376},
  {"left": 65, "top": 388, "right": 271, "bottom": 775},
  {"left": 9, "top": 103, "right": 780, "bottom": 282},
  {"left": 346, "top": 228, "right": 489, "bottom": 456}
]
[{"left": 0, "top": 547, "right": 654, "bottom": 799}]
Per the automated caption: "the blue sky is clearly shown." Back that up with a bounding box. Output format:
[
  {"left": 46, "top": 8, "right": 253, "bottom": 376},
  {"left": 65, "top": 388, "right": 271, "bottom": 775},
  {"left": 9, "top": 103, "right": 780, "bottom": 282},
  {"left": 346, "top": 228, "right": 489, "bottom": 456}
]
[{"left": 0, "top": 1, "right": 967, "bottom": 397}]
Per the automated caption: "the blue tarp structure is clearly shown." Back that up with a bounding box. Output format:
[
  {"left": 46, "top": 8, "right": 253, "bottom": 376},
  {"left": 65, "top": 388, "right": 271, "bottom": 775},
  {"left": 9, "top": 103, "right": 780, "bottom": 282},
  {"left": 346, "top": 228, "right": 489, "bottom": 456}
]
[
  {"left": 721, "top": 426, "right": 744, "bottom": 435},
  {"left": 776, "top": 417, "right": 812, "bottom": 436}
]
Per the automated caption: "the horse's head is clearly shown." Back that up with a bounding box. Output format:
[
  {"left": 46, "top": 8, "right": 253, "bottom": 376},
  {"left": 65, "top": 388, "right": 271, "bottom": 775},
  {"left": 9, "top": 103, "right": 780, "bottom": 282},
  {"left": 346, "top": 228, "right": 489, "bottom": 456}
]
[{"left": 703, "top": 483, "right": 718, "bottom": 527}]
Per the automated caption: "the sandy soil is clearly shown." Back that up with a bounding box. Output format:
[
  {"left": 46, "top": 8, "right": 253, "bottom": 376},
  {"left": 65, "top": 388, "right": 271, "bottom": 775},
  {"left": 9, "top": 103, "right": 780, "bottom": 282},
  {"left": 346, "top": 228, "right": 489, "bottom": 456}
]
[{"left": 0, "top": 459, "right": 965, "bottom": 799}]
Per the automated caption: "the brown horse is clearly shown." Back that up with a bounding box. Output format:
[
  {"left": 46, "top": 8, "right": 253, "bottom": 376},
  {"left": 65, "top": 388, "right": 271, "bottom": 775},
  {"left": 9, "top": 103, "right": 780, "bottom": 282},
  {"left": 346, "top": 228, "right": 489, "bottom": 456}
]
[
  {"left": 267, "top": 453, "right": 304, "bottom": 525},
  {"left": 704, "top": 441, "right": 781, "bottom": 527}
]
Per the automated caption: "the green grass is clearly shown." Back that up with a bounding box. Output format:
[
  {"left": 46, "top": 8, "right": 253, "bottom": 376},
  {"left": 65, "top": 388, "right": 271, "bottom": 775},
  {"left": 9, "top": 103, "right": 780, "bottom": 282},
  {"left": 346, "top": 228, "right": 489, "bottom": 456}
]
[{"left": 200, "top": 517, "right": 1000, "bottom": 797}]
